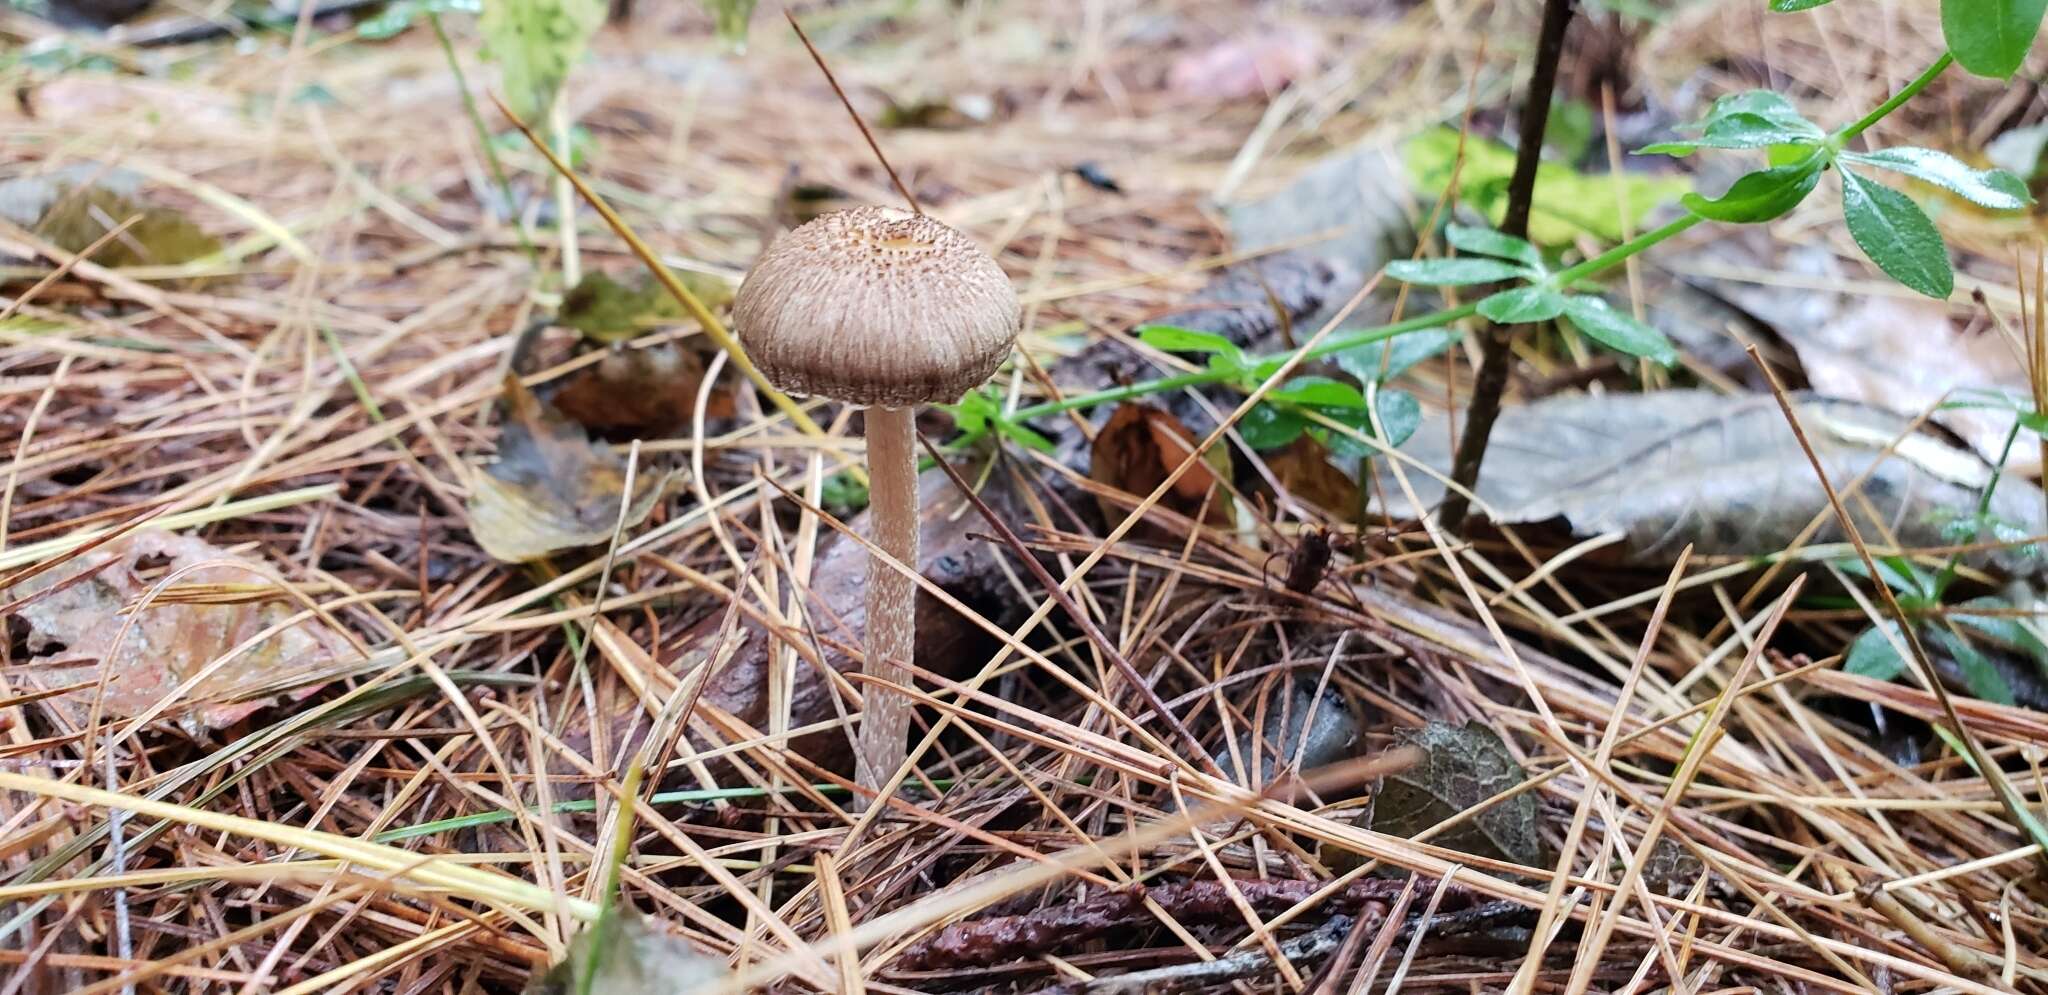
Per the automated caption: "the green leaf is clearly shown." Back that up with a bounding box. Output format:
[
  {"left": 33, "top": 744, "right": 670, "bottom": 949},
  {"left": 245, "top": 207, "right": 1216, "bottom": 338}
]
[
  {"left": 1322, "top": 389, "right": 1423, "bottom": 458},
  {"left": 1840, "top": 147, "right": 2034, "bottom": 211},
  {"left": 1559, "top": 296, "right": 1680, "bottom": 366},
  {"left": 1840, "top": 169, "right": 1955, "bottom": 299},
  {"left": 1385, "top": 256, "right": 1536, "bottom": 286},
  {"left": 481, "top": 0, "right": 608, "bottom": 121},
  {"left": 1268, "top": 376, "right": 1367, "bottom": 409},
  {"left": 1845, "top": 623, "right": 1908, "bottom": 680},
  {"left": 1942, "top": 0, "right": 2048, "bottom": 78},
  {"left": 940, "top": 387, "right": 1001, "bottom": 437},
  {"left": 1953, "top": 596, "right": 2048, "bottom": 675},
  {"left": 1927, "top": 629, "right": 2018, "bottom": 705},
  {"left": 1239, "top": 403, "right": 1308, "bottom": 450},
  {"left": 1445, "top": 223, "right": 1544, "bottom": 268},
  {"left": 1335, "top": 329, "right": 1462, "bottom": 385},
  {"left": 1681, "top": 160, "right": 1824, "bottom": 222},
  {"left": 1637, "top": 90, "right": 1824, "bottom": 155},
  {"left": 1139, "top": 325, "right": 1246, "bottom": 369},
  {"left": 1772, "top": 0, "right": 1836, "bottom": 9},
  {"left": 1838, "top": 554, "right": 1939, "bottom": 601},
  {"left": 1477, "top": 285, "right": 1568, "bottom": 324}
]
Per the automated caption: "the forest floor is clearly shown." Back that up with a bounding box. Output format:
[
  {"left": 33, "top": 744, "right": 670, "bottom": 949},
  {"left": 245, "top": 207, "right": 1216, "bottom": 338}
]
[{"left": 2, "top": 0, "right": 2047, "bottom": 993}]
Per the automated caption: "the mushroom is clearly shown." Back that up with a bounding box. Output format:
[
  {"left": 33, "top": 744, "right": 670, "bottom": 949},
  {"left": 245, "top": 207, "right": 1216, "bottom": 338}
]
[{"left": 734, "top": 205, "right": 1018, "bottom": 799}]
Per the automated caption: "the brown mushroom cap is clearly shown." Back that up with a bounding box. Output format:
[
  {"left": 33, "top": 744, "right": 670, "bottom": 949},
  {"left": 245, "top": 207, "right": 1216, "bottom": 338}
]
[{"left": 733, "top": 206, "right": 1020, "bottom": 408}]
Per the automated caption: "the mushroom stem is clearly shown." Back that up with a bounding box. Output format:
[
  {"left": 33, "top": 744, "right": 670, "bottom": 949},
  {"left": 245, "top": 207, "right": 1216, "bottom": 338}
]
[{"left": 854, "top": 404, "right": 919, "bottom": 801}]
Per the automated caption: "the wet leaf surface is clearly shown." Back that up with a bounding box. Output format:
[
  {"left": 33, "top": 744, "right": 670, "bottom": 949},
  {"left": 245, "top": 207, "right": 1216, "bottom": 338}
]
[
  {"left": 6, "top": 531, "right": 355, "bottom": 732},
  {"left": 1374, "top": 389, "right": 2048, "bottom": 576},
  {"left": 467, "top": 376, "right": 677, "bottom": 563}
]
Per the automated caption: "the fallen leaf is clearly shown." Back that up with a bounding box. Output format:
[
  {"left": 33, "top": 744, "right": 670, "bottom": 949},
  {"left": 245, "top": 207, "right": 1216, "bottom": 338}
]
[
  {"left": 1373, "top": 389, "right": 2048, "bottom": 576},
  {"left": 1365, "top": 721, "right": 1545, "bottom": 868},
  {"left": 1089, "top": 403, "right": 1233, "bottom": 530},
  {"left": 0, "top": 167, "right": 220, "bottom": 270},
  {"left": 1167, "top": 27, "right": 1325, "bottom": 103},
  {"left": 551, "top": 343, "right": 728, "bottom": 435},
  {"left": 1265, "top": 436, "right": 1361, "bottom": 518},
  {"left": 526, "top": 909, "right": 725, "bottom": 995},
  {"left": 5, "top": 531, "right": 355, "bottom": 733},
  {"left": 558, "top": 269, "right": 730, "bottom": 345},
  {"left": 468, "top": 376, "right": 677, "bottom": 563},
  {"left": 1212, "top": 678, "right": 1358, "bottom": 788},
  {"left": 1676, "top": 239, "right": 2038, "bottom": 473},
  {"left": 1225, "top": 146, "right": 1414, "bottom": 334}
]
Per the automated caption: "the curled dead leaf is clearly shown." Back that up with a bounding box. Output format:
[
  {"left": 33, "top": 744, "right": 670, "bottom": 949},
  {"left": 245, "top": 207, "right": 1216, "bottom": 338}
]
[
  {"left": 1264, "top": 435, "right": 1361, "bottom": 519},
  {"left": 1089, "top": 403, "right": 1233, "bottom": 532},
  {"left": 468, "top": 376, "right": 678, "bottom": 563},
  {"left": 4, "top": 531, "right": 355, "bottom": 733}
]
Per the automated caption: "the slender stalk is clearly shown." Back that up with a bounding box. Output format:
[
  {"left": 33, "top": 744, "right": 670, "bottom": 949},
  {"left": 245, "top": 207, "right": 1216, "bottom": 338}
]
[
  {"left": 1439, "top": 0, "right": 1577, "bottom": 533},
  {"left": 855, "top": 406, "right": 920, "bottom": 804}
]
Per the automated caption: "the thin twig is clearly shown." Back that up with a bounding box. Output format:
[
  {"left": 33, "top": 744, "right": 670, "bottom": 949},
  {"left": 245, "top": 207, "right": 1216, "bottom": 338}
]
[
  {"left": 784, "top": 11, "right": 922, "bottom": 215},
  {"left": 1440, "top": 0, "right": 1577, "bottom": 532}
]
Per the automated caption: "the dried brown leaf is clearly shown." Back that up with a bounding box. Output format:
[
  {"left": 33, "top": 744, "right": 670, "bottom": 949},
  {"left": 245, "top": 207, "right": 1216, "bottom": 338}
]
[
  {"left": 1089, "top": 402, "right": 1233, "bottom": 531},
  {"left": 1266, "top": 435, "right": 1361, "bottom": 519},
  {"left": 6, "top": 531, "right": 354, "bottom": 732}
]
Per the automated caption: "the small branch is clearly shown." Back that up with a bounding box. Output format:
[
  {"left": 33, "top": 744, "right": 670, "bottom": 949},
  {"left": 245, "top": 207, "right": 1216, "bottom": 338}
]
[{"left": 1439, "top": 0, "right": 1577, "bottom": 533}]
